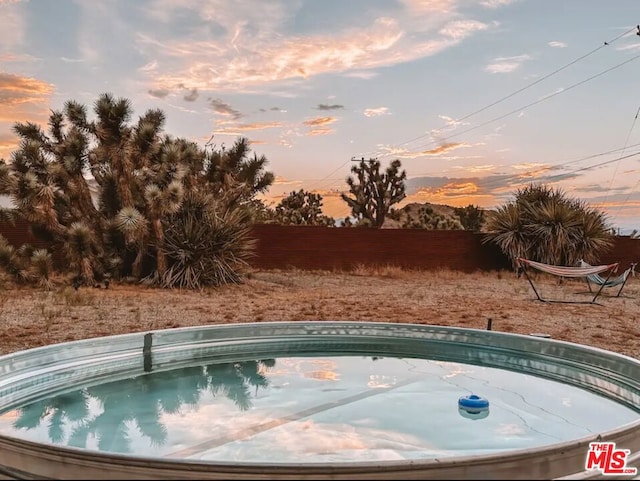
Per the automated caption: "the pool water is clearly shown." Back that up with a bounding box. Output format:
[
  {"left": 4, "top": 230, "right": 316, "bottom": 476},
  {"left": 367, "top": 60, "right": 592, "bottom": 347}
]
[{"left": 0, "top": 355, "right": 636, "bottom": 463}]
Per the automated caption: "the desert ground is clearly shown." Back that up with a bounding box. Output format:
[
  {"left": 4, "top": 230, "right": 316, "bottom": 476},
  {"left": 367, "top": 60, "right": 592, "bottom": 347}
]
[{"left": 1, "top": 266, "right": 639, "bottom": 359}]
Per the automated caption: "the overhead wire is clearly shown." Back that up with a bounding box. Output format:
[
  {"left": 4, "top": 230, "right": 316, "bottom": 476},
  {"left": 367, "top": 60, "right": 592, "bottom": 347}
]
[
  {"left": 357, "top": 25, "right": 639, "bottom": 160},
  {"left": 377, "top": 52, "right": 640, "bottom": 160},
  {"left": 598, "top": 105, "right": 640, "bottom": 210},
  {"left": 408, "top": 141, "right": 640, "bottom": 188},
  {"left": 303, "top": 25, "right": 640, "bottom": 218},
  {"left": 332, "top": 145, "right": 640, "bottom": 220}
]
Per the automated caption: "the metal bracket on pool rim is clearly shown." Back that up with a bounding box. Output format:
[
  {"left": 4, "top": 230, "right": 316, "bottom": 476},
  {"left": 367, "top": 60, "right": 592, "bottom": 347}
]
[{"left": 143, "top": 333, "right": 153, "bottom": 372}]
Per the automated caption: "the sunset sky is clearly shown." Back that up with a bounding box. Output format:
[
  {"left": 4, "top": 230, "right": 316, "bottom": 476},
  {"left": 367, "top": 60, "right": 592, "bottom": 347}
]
[{"left": 2, "top": 0, "right": 640, "bottom": 230}]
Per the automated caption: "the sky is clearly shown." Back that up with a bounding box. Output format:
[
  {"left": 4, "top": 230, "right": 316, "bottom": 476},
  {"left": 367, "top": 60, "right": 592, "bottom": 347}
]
[{"left": 1, "top": 0, "right": 640, "bottom": 230}]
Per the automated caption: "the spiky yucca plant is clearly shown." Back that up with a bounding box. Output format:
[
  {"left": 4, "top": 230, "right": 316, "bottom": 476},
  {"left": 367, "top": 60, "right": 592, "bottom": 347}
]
[
  {"left": 29, "top": 249, "right": 54, "bottom": 290},
  {"left": 0, "top": 234, "right": 28, "bottom": 281},
  {"left": 484, "top": 183, "right": 613, "bottom": 267},
  {"left": 161, "top": 193, "right": 256, "bottom": 289}
]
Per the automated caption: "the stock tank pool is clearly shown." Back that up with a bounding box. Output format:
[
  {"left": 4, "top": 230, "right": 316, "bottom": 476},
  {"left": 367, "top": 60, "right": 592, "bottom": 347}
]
[{"left": 0, "top": 322, "right": 639, "bottom": 479}]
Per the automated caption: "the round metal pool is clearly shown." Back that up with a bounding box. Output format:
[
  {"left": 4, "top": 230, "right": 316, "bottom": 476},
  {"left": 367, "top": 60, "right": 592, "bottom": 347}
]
[{"left": 0, "top": 322, "right": 639, "bottom": 479}]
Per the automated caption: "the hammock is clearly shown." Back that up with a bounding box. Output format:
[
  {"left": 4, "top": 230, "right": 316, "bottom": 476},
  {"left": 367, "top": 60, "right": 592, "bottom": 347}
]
[
  {"left": 516, "top": 258, "right": 619, "bottom": 304},
  {"left": 579, "top": 259, "right": 636, "bottom": 297}
]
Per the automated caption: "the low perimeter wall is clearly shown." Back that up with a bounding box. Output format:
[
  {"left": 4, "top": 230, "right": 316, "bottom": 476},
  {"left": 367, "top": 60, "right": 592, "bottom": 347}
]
[
  {"left": 249, "top": 224, "right": 510, "bottom": 272},
  {"left": 2, "top": 220, "right": 639, "bottom": 272}
]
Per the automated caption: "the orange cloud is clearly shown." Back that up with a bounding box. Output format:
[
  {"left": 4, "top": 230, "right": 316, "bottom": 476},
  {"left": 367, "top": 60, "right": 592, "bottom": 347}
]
[
  {"left": 422, "top": 142, "right": 466, "bottom": 156},
  {"left": 377, "top": 142, "right": 469, "bottom": 159},
  {"left": 212, "top": 121, "right": 285, "bottom": 135},
  {"left": 0, "top": 135, "right": 18, "bottom": 159},
  {"left": 0, "top": 73, "right": 53, "bottom": 124},
  {"left": 400, "top": 181, "right": 498, "bottom": 208},
  {"left": 511, "top": 162, "right": 549, "bottom": 171},
  {"left": 0, "top": 53, "right": 38, "bottom": 62},
  {"left": 0, "top": 72, "right": 54, "bottom": 105},
  {"left": 307, "top": 127, "right": 333, "bottom": 136},
  {"left": 303, "top": 116, "right": 336, "bottom": 127}
]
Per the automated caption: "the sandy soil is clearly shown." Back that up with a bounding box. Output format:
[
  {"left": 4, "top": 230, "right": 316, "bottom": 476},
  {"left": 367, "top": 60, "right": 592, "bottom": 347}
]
[{"left": 1, "top": 266, "right": 639, "bottom": 359}]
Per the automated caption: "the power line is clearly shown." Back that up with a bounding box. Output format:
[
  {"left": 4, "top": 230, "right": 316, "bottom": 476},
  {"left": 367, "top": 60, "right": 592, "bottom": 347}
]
[
  {"left": 378, "top": 52, "right": 640, "bottom": 159},
  {"left": 320, "top": 146, "right": 640, "bottom": 221},
  {"left": 610, "top": 161, "right": 640, "bottom": 225},
  {"left": 598, "top": 105, "right": 640, "bottom": 209},
  {"left": 305, "top": 159, "right": 354, "bottom": 192},
  {"left": 407, "top": 142, "right": 640, "bottom": 182},
  {"left": 309, "top": 27, "right": 639, "bottom": 204},
  {"left": 356, "top": 25, "right": 638, "bottom": 160}
]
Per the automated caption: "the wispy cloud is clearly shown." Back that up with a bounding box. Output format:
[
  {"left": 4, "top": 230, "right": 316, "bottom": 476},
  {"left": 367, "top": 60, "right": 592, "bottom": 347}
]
[
  {"left": 485, "top": 54, "right": 531, "bottom": 74},
  {"left": 548, "top": 41, "right": 567, "bottom": 48},
  {"left": 303, "top": 116, "right": 337, "bottom": 127},
  {"left": 140, "top": 1, "right": 494, "bottom": 93},
  {"left": 511, "top": 162, "right": 548, "bottom": 170},
  {"left": 316, "top": 104, "right": 344, "bottom": 111},
  {"left": 273, "top": 175, "right": 302, "bottom": 185},
  {"left": 148, "top": 88, "right": 170, "bottom": 99},
  {"left": 423, "top": 142, "right": 467, "bottom": 156},
  {"left": 209, "top": 98, "right": 242, "bottom": 119},
  {"left": 363, "top": 107, "right": 389, "bottom": 117},
  {"left": 0, "top": 0, "right": 25, "bottom": 51},
  {"left": 405, "top": 181, "right": 496, "bottom": 207},
  {"left": 479, "top": 0, "right": 518, "bottom": 8},
  {"left": 259, "top": 106, "right": 286, "bottom": 113},
  {"left": 0, "top": 73, "right": 53, "bottom": 101},
  {"left": 139, "top": 60, "right": 158, "bottom": 73},
  {"left": 452, "top": 164, "right": 496, "bottom": 172},
  {"left": 616, "top": 43, "right": 640, "bottom": 52},
  {"left": 0, "top": 53, "right": 38, "bottom": 62},
  {"left": 183, "top": 88, "right": 199, "bottom": 102},
  {"left": 307, "top": 127, "right": 334, "bottom": 136},
  {"left": 342, "top": 71, "right": 379, "bottom": 80},
  {"left": 0, "top": 73, "right": 53, "bottom": 150},
  {"left": 303, "top": 116, "right": 336, "bottom": 136},
  {"left": 60, "top": 57, "right": 85, "bottom": 63},
  {"left": 0, "top": 134, "right": 18, "bottom": 159},
  {"left": 377, "top": 142, "right": 469, "bottom": 159},
  {"left": 212, "top": 121, "right": 285, "bottom": 135}
]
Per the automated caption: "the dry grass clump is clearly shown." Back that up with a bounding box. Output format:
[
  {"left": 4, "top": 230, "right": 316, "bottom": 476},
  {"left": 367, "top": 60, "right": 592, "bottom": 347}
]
[{"left": 0, "top": 267, "right": 639, "bottom": 360}]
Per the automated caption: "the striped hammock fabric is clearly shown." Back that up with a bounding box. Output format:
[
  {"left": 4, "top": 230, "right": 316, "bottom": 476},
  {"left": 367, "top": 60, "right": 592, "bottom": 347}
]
[
  {"left": 579, "top": 260, "right": 634, "bottom": 287},
  {"left": 517, "top": 258, "right": 618, "bottom": 278}
]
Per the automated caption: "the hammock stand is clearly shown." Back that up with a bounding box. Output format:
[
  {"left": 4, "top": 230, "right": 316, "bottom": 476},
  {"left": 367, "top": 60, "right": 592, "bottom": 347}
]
[
  {"left": 516, "top": 258, "right": 619, "bottom": 305},
  {"left": 579, "top": 260, "right": 637, "bottom": 298}
]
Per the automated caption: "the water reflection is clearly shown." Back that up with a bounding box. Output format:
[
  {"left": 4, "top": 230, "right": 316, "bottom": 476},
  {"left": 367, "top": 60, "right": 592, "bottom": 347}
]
[{"left": 11, "top": 359, "right": 276, "bottom": 453}]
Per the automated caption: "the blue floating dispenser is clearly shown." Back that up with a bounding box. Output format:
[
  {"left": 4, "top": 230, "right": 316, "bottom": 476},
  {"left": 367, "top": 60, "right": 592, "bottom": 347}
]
[{"left": 458, "top": 394, "right": 490, "bottom": 418}]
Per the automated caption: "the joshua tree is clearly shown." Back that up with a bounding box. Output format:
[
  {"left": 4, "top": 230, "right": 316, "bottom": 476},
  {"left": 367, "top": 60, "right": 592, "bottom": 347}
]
[
  {"left": 341, "top": 158, "right": 406, "bottom": 228},
  {"left": 453, "top": 204, "right": 485, "bottom": 232},
  {"left": 483, "top": 183, "right": 613, "bottom": 267},
  {"left": 1, "top": 93, "right": 273, "bottom": 288},
  {"left": 274, "top": 189, "right": 335, "bottom": 226}
]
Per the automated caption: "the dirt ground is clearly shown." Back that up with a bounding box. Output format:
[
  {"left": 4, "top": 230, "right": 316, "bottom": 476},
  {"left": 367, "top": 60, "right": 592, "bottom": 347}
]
[{"left": 1, "top": 266, "right": 639, "bottom": 359}]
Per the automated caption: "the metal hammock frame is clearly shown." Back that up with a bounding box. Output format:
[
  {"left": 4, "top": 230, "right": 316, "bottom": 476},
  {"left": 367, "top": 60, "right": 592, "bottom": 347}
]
[
  {"left": 579, "top": 260, "right": 636, "bottom": 298},
  {"left": 516, "top": 258, "right": 619, "bottom": 305}
]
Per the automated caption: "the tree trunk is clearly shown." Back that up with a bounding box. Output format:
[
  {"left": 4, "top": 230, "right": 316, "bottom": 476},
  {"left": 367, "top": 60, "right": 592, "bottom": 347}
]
[{"left": 153, "top": 218, "right": 166, "bottom": 276}]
